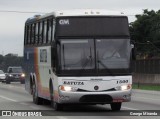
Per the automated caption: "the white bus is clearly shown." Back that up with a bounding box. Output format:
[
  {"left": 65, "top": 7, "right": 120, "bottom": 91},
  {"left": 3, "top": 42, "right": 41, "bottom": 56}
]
[{"left": 24, "top": 9, "right": 132, "bottom": 111}]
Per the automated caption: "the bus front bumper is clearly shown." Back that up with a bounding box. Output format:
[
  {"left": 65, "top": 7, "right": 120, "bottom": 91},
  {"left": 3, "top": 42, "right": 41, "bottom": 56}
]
[{"left": 57, "top": 90, "right": 132, "bottom": 104}]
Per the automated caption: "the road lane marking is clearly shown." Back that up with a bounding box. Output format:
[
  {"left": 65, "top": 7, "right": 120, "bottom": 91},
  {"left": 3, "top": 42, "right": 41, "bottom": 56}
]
[
  {"left": 0, "top": 95, "right": 17, "bottom": 102},
  {"left": 132, "top": 96, "right": 160, "bottom": 101},
  {"left": 122, "top": 106, "right": 139, "bottom": 110},
  {"left": 30, "top": 106, "right": 40, "bottom": 110},
  {"left": 56, "top": 117, "right": 68, "bottom": 119},
  {"left": 20, "top": 102, "right": 29, "bottom": 106},
  {"left": 0, "top": 83, "right": 24, "bottom": 89}
]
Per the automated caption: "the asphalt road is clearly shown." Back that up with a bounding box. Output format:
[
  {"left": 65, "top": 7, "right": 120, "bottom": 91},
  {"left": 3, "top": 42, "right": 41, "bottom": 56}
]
[{"left": 0, "top": 82, "right": 160, "bottom": 119}]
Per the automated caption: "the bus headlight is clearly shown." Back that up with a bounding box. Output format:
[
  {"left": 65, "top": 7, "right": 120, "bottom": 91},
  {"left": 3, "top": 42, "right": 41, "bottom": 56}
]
[
  {"left": 115, "top": 84, "right": 132, "bottom": 91},
  {"left": 121, "top": 85, "right": 129, "bottom": 90},
  {"left": 59, "top": 85, "right": 78, "bottom": 92}
]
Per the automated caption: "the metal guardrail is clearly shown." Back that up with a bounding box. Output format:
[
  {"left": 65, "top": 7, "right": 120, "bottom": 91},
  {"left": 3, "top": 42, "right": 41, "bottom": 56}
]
[{"left": 132, "top": 59, "right": 160, "bottom": 74}]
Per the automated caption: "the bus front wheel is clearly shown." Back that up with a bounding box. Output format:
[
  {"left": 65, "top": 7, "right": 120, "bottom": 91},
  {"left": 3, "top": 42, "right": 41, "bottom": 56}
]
[{"left": 110, "top": 102, "right": 122, "bottom": 111}]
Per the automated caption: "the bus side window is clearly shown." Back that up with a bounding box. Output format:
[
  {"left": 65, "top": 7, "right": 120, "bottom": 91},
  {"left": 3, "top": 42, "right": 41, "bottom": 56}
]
[
  {"left": 31, "top": 24, "right": 35, "bottom": 44},
  {"left": 47, "top": 19, "right": 52, "bottom": 43},
  {"left": 35, "top": 22, "right": 39, "bottom": 44},
  {"left": 39, "top": 21, "right": 43, "bottom": 44},
  {"left": 52, "top": 19, "right": 56, "bottom": 41},
  {"left": 28, "top": 25, "right": 31, "bottom": 45},
  {"left": 24, "top": 26, "right": 28, "bottom": 45},
  {"left": 43, "top": 20, "right": 47, "bottom": 44}
]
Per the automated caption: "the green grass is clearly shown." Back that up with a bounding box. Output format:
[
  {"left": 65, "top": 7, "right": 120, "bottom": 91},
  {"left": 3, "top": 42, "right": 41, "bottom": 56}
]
[{"left": 133, "top": 84, "right": 160, "bottom": 91}]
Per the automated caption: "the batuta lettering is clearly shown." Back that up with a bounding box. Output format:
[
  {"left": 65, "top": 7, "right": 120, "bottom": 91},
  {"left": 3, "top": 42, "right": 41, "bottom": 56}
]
[{"left": 63, "top": 81, "right": 84, "bottom": 85}]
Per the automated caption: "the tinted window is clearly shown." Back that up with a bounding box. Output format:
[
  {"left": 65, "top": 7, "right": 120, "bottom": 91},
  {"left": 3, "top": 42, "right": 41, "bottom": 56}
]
[
  {"left": 43, "top": 20, "right": 47, "bottom": 43},
  {"left": 47, "top": 19, "right": 52, "bottom": 43},
  {"left": 96, "top": 39, "right": 130, "bottom": 69},
  {"left": 39, "top": 22, "right": 43, "bottom": 44},
  {"left": 24, "top": 26, "right": 27, "bottom": 45},
  {"left": 27, "top": 25, "right": 31, "bottom": 44},
  {"left": 31, "top": 24, "right": 35, "bottom": 44},
  {"left": 56, "top": 17, "right": 129, "bottom": 37},
  {"left": 58, "top": 39, "right": 94, "bottom": 70},
  {"left": 52, "top": 19, "right": 55, "bottom": 41},
  {"left": 35, "top": 22, "right": 39, "bottom": 44},
  {"left": 9, "top": 68, "right": 23, "bottom": 73}
]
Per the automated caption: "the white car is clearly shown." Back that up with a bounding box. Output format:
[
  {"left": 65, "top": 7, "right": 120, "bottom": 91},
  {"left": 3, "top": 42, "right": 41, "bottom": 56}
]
[{"left": 0, "top": 70, "right": 6, "bottom": 81}]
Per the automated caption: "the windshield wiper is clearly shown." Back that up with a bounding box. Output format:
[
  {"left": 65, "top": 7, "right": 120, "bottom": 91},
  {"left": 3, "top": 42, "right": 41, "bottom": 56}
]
[
  {"left": 109, "top": 41, "right": 125, "bottom": 58},
  {"left": 97, "top": 51, "right": 114, "bottom": 76},
  {"left": 78, "top": 47, "right": 93, "bottom": 76}
]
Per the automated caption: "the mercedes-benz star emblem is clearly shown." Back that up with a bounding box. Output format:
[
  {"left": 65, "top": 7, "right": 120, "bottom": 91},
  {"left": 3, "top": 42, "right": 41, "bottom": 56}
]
[{"left": 94, "top": 86, "right": 99, "bottom": 90}]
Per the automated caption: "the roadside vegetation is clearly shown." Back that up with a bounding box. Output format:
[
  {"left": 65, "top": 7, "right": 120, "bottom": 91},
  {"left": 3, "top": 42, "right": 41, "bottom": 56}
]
[
  {"left": 0, "top": 54, "right": 23, "bottom": 72},
  {"left": 133, "top": 84, "right": 160, "bottom": 91},
  {"left": 130, "top": 9, "right": 160, "bottom": 59}
]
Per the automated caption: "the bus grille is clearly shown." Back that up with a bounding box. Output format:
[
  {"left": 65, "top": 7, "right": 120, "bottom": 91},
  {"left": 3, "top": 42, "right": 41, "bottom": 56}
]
[{"left": 79, "top": 95, "right": 113, "bottom": 103}]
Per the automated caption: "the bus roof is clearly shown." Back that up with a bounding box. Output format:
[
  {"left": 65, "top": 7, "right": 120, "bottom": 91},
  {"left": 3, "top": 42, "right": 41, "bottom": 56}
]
[
  {"left": 53, "top": 9, "right": 125, "bottom": 17},
  {"left": 26, "top": 9, "right": 126, "bottom": 24}
]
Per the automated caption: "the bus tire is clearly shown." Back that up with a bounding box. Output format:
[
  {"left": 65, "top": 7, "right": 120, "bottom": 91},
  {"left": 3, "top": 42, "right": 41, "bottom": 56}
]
[
  {"left": 49, "top": 82, "right": 54, "bottom": 108},
  {"left": 110, "top": 102, "right": 122, "bottom": 111},
  {"left": 54, "top": 102, "right": 63, "bottom": 111},
  {"left": 32, "top": 82, "right": 42, "bottom": 105}
]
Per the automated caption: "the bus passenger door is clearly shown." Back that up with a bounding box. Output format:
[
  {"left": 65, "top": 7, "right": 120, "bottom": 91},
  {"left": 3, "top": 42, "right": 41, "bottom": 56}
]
[{"left": 38, "top": 46, "right": 52, "bottom": 98}]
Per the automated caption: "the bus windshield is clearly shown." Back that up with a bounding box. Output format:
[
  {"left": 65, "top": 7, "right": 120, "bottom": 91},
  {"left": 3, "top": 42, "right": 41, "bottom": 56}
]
[
  {"left": 96, "top": 39, "right": 130, "bottom": 69},
  {"left": 56, "top": 16, "right": 131, "bottom": 76},
  {"left": 58, "top": 39, "right": 95, "bottom": 70},
  {"left": 58, "top": 38, "right": 130, "bottom": 72}
]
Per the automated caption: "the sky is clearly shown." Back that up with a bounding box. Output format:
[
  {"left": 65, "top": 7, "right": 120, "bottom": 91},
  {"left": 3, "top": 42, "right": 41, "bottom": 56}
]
[{"left": 0, "top": 0, "right": 160, "bottom": 56}]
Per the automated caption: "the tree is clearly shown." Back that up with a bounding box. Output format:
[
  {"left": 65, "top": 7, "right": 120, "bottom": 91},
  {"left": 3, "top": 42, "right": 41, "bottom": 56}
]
[
  {"left": 0, "top": 55, "right": 4, "bottom": 70},
  {"left": 130, "top": 9, "right": 160, "bottom": 58},
  {"left": 0, "top": 54, "right": 24, "bottom": 72},
  {"left": 0, "top": 54, "right": 3, "bottom": 64}
]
